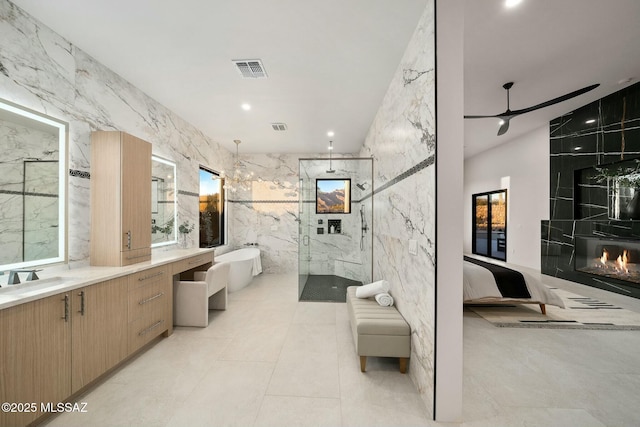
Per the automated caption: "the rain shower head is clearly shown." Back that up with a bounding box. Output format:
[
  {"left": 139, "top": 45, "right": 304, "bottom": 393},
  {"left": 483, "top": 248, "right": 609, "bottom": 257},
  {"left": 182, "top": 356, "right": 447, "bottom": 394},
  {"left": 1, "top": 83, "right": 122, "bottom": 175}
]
[
  {"left": 326, "top": 140, "right": 335, "bottom": 173},
  {"left": 356, "top": 183, "right": 366, "bottom": 190}
]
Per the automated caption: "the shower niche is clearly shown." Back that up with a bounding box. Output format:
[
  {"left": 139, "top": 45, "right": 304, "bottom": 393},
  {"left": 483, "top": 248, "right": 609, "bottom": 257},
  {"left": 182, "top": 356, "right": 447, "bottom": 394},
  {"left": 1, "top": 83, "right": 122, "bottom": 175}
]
[
  {"left": 298, "top": 157, "right": 373, "bottom": 302},
  {"left": 327, "top": 219, "right": 342, "bottom": 234}
]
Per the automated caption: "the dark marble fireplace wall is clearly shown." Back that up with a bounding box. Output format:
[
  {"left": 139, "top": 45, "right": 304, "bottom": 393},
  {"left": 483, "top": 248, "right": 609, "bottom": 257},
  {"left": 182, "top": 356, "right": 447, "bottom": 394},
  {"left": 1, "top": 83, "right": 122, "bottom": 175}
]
[{"left": 542, "top": 81, "right": 640, "bottom": 299}]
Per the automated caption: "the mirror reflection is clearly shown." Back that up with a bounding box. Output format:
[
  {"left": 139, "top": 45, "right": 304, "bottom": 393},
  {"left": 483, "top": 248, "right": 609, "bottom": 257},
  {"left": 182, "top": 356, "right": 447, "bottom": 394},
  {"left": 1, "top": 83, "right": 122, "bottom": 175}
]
[
  {"left": 151, "top": 155, "right": 177, "bottom": 246},
  {"left": 0, "top": 98, "right": 67, "bottom": 270}
]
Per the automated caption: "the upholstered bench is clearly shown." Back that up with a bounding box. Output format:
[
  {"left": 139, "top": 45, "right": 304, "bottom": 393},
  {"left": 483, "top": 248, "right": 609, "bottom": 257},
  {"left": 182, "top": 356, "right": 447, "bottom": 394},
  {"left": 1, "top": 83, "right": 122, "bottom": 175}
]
[
  {"left": 174, "top": 262, "right": 230, "bottom": 327},
  {"left": 346, "top": 286, "right": 411, "bottom": 373}
]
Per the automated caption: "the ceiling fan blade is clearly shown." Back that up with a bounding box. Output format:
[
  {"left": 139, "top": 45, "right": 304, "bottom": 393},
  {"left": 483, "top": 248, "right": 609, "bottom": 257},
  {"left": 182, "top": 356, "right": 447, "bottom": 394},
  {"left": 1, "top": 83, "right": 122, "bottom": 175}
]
[
  {"left": 497, "top": 119, "right": 510, "bottom": 136},
  {"left": 511, "top": 83, "right": 600, "bottom": 115},
  {"left": 464, "top": 114, "right": 503, "bottom": 119}
]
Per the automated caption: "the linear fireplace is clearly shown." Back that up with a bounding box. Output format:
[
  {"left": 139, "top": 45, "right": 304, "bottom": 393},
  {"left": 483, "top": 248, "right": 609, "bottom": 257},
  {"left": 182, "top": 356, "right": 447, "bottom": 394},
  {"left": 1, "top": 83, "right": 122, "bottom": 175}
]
[{"left": 575, "top": 236, "right": 640, "bottom": 285}]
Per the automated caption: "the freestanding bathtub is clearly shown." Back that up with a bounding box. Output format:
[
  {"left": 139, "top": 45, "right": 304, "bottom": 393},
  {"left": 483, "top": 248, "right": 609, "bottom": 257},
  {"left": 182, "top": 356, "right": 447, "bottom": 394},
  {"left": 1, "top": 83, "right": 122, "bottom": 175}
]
[{"left": 215, "top": 247, "right": 262, "bottom": 292}]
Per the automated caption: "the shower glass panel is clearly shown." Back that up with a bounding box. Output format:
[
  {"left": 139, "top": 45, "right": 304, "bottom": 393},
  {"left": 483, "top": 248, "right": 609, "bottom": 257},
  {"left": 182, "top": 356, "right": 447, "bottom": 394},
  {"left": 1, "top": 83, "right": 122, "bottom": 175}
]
[{"left": 298, "top": 158, "right": 373, "bottom": 302}]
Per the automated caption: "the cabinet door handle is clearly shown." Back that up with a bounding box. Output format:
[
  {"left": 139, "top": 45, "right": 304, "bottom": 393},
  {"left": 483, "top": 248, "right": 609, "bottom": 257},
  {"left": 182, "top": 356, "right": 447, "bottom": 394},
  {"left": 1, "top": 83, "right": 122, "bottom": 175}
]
[
  {"left": 138, "top": 292, "right": 164, "bottom": 305},
  {"left": 126, "top": 253, "right": 151, "bottom": 261},
  {"left": 62, "top": 294, "right": 69, "bottom": 322},
  {"left": 138, "top": 319, "right": 164, "bottom": 336},
  {"left": 78, "top": 291, "right": 85, "bottom": 316},
  {"left": 137, "top": 271, "right": 164, "bottom": 282},
  {"left": 125, "top": 230, "right": 132, "bottom": 250}
]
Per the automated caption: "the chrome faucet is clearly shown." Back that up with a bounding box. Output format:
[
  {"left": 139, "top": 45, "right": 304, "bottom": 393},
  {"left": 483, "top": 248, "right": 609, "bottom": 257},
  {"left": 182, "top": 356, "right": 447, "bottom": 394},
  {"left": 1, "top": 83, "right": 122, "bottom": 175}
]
[
  {"left": 7, "top": 270, "right": 21, "bottom": 285},
  {"left": 6, "top": 269, "right": 41, "bottom": 285}
]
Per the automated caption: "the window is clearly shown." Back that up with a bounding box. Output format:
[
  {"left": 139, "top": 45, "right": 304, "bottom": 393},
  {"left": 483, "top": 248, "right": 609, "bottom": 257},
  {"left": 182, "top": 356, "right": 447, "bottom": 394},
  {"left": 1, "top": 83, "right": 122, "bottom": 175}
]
[
  {"left": 316, "top": 179, "right": 351, "bottom": 214},
  {"left": 472, "top": 189, "right": 507, "bottom": 261},
  {"left": 199, "top": 166, "right": 225, "bottom": 247}
]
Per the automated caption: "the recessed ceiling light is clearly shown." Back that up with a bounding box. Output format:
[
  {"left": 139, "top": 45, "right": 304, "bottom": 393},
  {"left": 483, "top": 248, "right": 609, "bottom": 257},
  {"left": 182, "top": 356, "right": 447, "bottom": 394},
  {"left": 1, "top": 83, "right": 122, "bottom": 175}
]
[
  {"left": 618, "top": 77, "right": 634, "bottom": 85},
  {"left": 585, "top": 119, "right": 596, "bottom": 124},
  {"left": 327, "top": 131, "right": 335, "bottom": 137},
  {"left": 241, "top": 103, "right": 251, "bottom": 111},
  {"left": 505, "top": 0, "right": 523, "bottom": 8},
  {"left": 574, "top": 146, "right": 582, "bottom": 151}
]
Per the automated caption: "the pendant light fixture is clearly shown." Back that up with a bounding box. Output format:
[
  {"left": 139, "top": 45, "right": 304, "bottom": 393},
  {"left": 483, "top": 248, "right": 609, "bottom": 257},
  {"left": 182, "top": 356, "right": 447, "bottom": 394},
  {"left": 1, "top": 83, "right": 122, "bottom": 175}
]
[{"left": 221, "top": 139, "right": 254, "bottom": 192}]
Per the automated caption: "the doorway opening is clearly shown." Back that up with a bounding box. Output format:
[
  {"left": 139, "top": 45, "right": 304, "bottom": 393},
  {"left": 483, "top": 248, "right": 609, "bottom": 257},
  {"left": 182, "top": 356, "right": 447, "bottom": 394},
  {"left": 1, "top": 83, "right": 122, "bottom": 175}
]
[{"left": 472, "top": 189, "right": 507, "bottom": 261}]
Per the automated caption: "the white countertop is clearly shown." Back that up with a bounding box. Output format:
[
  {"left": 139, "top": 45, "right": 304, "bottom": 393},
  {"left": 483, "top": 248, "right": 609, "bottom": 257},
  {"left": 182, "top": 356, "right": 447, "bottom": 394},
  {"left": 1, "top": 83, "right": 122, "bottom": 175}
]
[{"left": 0, "top": 247, "right": 215, "bottom": 310}]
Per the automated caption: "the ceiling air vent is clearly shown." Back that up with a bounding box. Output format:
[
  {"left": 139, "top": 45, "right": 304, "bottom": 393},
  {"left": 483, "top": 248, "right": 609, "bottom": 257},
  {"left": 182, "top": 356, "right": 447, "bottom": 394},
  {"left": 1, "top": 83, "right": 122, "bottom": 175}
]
[
  {"left": 271, "top": 123, "right": 287, "bottom": 131},
  {"left": 233, "top": 59, "right": 268, "bottom": 79}
]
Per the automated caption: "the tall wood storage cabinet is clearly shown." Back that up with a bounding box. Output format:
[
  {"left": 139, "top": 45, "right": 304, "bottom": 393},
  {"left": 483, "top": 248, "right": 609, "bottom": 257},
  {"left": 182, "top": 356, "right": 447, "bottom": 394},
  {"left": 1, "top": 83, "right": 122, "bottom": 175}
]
[{"left": 91, "top": 131, "right": 152, "bottom": 266}]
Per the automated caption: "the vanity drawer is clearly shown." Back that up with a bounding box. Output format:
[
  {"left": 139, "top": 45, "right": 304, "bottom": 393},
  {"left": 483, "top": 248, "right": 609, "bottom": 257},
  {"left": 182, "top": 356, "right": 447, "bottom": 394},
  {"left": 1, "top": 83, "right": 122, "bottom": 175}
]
[
  {"left": 128, "top": 310, "right": 168, "bottom": 352},
  {"left": 128, "top": 280, "right": 168, "bottom": 321},
  {"left": 172, "top": 253, "right": 213, "bottom": 275},
  {"left": 128, "top": 265, "right": 169, "bottom": 291}
]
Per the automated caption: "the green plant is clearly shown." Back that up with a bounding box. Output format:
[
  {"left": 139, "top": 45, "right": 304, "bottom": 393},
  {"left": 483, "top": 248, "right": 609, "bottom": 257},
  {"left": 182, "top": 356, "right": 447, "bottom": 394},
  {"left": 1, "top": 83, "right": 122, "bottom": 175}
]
[
  {"left": 593, "top": 159, "right": 640, "bottom": 188},
  {"left": 179, "top": 220, "right": 195, "bottom": 235}
]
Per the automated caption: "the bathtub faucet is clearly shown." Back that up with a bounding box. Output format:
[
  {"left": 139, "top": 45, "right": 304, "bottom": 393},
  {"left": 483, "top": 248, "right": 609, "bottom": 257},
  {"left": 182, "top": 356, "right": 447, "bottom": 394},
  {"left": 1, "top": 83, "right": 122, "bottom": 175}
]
[{"left": 244, "top": 242, "right": 259, "bottom": 246}]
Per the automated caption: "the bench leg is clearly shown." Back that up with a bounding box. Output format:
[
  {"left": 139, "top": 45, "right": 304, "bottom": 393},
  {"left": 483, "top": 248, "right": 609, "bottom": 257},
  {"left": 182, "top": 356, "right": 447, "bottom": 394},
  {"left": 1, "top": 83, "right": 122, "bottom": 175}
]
[
  {"left": 360, "top": 356, "right": 367, "bottom": 373},
  {"left": 399, "top": 357, "right": 408, "bottom": 374},
  {"left": 539, "top": 304, "right": 546, "bottom": 315}
]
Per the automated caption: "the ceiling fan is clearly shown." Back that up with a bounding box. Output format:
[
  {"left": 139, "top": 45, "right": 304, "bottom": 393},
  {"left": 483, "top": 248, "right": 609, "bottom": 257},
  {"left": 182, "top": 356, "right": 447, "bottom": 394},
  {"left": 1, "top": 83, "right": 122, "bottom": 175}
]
[{"left": 464, "top": 82, "right": 600, "bottom": 136}]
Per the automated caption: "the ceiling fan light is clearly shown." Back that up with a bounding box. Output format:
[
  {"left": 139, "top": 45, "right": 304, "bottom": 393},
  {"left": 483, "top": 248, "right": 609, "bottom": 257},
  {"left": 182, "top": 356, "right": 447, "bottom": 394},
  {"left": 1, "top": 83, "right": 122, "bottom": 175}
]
[{"left": 499, "top": 119, "right": 505, "bottom": 125}]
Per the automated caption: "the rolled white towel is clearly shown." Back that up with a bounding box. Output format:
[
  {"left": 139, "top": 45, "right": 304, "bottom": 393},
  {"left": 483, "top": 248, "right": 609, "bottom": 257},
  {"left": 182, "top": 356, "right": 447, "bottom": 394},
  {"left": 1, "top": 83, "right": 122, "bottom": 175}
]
[
  {"left": 355, "top": 280, "right": 390, "bottom": 298},
  {"left": 375, "top": 293, "right": 394, "bottom": 307}
]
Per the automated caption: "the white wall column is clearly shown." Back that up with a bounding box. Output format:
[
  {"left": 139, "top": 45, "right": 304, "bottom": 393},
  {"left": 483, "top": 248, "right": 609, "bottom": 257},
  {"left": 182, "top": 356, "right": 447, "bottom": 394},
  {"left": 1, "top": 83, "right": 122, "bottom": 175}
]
[{"left": 435, "top": 0, "right": 464, "bottom": 421}]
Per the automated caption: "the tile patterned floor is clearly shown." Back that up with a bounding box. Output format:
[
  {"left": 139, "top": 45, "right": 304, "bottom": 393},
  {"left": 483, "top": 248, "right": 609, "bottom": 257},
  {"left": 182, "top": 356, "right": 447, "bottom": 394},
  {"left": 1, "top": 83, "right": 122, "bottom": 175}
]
[{"left": 43, "top": 272, "right": 640, "bottom": 426}]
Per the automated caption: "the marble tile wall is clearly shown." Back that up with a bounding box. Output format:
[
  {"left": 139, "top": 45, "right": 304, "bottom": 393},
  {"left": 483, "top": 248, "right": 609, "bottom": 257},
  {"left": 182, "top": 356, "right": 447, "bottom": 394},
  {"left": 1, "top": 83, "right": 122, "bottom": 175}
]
[
  {"left": 299, "top": 158, "right": 373, "bottom": 283},
  {"left": 542, "top": 81, "right": 640, "bottom": 299},
  {"left": 227, "top": 153, "right": 373, "bottom": 278},
  {"left": 0, "top": 0, "right": 234, "bottom": 265},
  {"left": 358, "top": 1, "right": 435, "bottom": 415},
  {"left": 226, "top": 153, "right": 300, "bottom": 273}
]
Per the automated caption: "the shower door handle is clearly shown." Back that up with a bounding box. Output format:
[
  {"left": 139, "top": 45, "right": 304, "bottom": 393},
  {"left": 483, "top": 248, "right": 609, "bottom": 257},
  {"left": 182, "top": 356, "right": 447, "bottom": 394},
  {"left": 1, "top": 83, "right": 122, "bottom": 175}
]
[{"left": 303, "top": 235, "right": 309, "bottom": 246}]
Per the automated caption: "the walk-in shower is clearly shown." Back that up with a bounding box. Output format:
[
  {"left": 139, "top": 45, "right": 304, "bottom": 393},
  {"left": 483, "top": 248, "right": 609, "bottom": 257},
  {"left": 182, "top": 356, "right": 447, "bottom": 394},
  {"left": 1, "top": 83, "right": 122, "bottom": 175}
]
[{"left": 298, "top": 157, "right": 373, "bottom": 302}]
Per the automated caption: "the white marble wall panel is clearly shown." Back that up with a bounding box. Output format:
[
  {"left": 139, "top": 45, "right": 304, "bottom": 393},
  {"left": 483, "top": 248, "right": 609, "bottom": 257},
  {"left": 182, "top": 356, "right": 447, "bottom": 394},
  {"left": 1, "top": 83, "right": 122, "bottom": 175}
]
[
  {"left": 358, "top": 2, "right": 435, "bottom": 415},
  {"left": 299, "top": 158, "right": 373, "bottom": 282},
  {"left": 228, "top": 153, "right": 300, "bottom": 273},
  {"left": 0, "top": 0, "right": 235, "bottom": 265}
]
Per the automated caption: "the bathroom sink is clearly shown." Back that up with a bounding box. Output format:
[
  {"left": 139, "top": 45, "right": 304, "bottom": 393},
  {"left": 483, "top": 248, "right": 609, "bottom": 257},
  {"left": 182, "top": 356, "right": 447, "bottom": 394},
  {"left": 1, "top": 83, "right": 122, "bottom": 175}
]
[{"left": 0, "top": 276, "right": 72, "bottom": 296}]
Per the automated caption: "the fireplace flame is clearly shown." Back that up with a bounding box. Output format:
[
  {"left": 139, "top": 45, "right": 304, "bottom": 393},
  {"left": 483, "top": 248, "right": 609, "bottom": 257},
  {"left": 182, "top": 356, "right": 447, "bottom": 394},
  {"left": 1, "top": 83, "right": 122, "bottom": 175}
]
[
  {"left": 617, "top": 250, "right": 629, "bottom": 273},
  {"left": 600, "top": 250, "right": 608, "bottom": 265}
]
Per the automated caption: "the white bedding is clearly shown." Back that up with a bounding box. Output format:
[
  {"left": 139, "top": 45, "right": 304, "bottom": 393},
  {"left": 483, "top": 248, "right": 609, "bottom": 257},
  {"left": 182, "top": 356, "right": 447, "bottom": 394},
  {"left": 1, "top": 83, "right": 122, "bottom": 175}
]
[{"left": 463, "top": 259, "right": 565, "bottom": 308}]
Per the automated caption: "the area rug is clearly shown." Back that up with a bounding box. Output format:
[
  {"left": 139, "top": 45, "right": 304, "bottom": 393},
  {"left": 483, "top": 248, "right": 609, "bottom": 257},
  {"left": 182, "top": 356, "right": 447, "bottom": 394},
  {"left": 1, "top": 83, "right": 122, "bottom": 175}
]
[{"left": 466, "top": 288, "right": 640, "bottom": 330}]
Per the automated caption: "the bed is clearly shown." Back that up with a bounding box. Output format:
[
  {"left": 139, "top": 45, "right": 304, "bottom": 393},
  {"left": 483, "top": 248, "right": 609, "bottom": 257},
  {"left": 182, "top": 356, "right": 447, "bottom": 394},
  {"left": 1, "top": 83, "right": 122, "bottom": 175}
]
[{"left": 463, "top": 256, "right": 564, "bottom": 314}]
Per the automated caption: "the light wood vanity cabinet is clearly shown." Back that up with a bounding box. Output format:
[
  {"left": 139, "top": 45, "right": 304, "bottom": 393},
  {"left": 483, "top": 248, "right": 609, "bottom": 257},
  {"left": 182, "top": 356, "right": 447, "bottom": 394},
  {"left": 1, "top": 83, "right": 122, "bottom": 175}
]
[
  {"left": 0, "top": 293, "right": 71, "bottom": 427},
  {"left": 71, "top": 277, "right": 128, "bottom": 393},
  {"left": 0, "top": 251, "right": 213, "bottom": 427},
  {"left": 127, "top": 265, "right": 172, "bottom": 353},
  {"left": 91, "top": 131, "right": 152, "bottom": 267}
]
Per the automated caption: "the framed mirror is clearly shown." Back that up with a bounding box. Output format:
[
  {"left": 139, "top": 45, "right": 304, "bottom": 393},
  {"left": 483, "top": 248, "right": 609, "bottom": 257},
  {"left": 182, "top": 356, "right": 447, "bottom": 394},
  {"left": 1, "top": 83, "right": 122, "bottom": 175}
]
[
  {"left": 316, "top": 178, "right": 351, "bottom": 214},
  {"left": 0, "top": 98, "right": 68, "bottom": 270},
  {"left": 151, "top": 155, "right": 177, "bottom": 247}
]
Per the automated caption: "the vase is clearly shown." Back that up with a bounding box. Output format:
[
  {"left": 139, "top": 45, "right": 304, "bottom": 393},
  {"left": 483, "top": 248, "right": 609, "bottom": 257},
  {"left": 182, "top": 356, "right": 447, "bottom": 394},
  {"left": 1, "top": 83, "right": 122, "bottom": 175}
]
[{"left": 180, "top": 233, "right": 188, "bottom": 248}]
